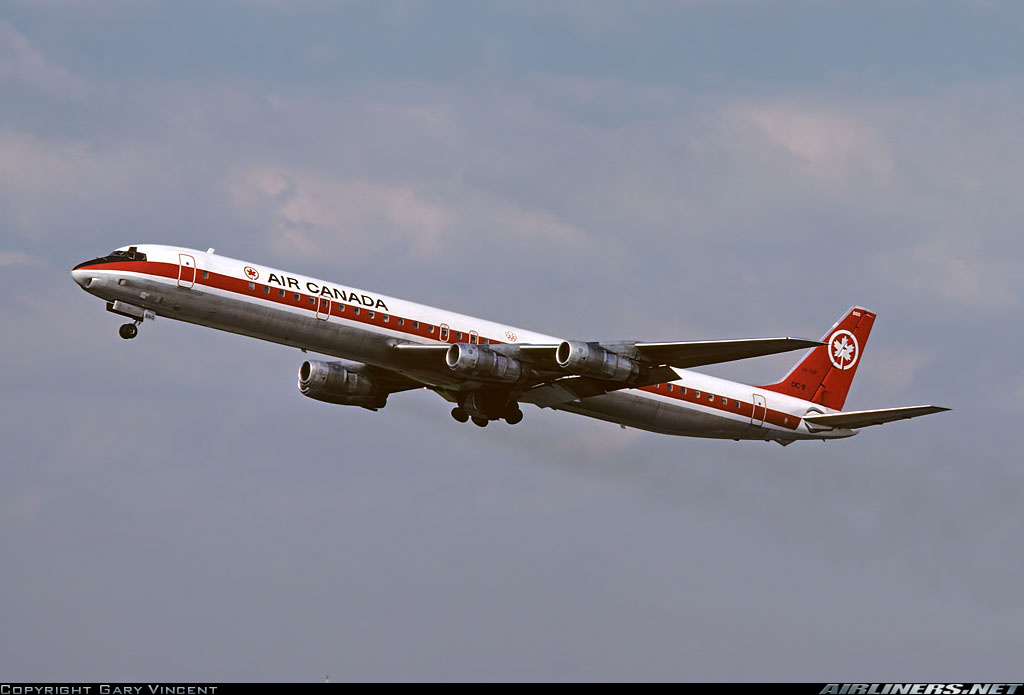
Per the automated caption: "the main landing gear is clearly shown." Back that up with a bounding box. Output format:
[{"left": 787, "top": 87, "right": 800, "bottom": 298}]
[
  {"left": 118, "top": 322, "right": 140, "bottom": 340},
  {"left": 504, "top": 407, "right": 524, "bottom": 425},
  {"left": 450, "top": 403, "right": 524, "bottom": 427}
]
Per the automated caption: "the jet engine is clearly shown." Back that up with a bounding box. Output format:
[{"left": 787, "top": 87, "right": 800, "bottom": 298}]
[
  {"left": 298, "top": 360, "right": 388, "bottom": 409},
  {"left": 555, "top": 340, "right": 639, "bottom": 381},
  {"left": 445, "top": 343, "right": 524, "bottom": 382}
]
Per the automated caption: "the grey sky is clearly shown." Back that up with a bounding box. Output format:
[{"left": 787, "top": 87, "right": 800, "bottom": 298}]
[{"left": 1, "top": 0, "right": 1022, "bottom": 681}]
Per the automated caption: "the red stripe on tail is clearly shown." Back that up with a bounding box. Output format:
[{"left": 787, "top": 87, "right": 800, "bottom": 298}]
[{"left": 760, "top": 306, "right": 875, "bottom": 410}]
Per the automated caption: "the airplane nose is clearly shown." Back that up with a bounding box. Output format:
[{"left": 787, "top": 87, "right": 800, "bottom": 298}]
[{"left": 71, "top": 267, "right": 91, "bottom": 288}]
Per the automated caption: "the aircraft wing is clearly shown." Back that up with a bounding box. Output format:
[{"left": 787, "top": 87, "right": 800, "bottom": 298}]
[
  {"left": 629, "top": 337, "right": 824, "bottom": 369},
  {"left": 392, "top": 336, "right": 823, "bottom": 407},
  {"left": 519, "top": 368, "right": 681, "bottom": 407},
  {"left": 394, "top": 336, "right": 822, "bottom": 370},
  {"left": 803, "top": 406, "right": 951, "bottom": 429}
]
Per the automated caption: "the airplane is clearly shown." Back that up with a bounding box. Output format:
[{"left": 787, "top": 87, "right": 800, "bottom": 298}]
[{"left": 71, "top": 245, "right": 949, "bottom": 445}]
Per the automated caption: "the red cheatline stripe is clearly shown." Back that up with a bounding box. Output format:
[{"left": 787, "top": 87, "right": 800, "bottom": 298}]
[
  {"left": 80, "top": 260, "right": 801, "bottom": 430},
  {"left": 80, "top": 260, "right": 494, "bottom": 344},
  {"left": 637, "top": 383, "right": 799, "bottom": 430}
]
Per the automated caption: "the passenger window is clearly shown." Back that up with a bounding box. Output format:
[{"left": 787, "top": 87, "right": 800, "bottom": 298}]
[
  {"left": 248, "top": 282, "right": 255, "bottom": 290},
  {"left": 694, "top": 390, "right": 700, "bottom": 398},
  {"left": 383, "top": 315, "right": 389, "bottom": 323},
  {"left": 734, "top": 400, "right": 741, "bottom": 408},
  {"left": 721, "top": 397, "right": 727, "bottom": 405},
  {"left": 202, "top": 271, "right": 210, "bottom": 279},
  {"left": 667, "top": 384, "right": 673, "bottom": 392},
  {"left": 397, "top": 318, "right": 404, "bottom": 326},
  {"left": 708, "top": 393, "right": 714, "bottom": 401},
  {"left": 456, "top": 331, "right": 463, "bottom": 341},
  {"left": 293, "top": 293, "right": 300, "bottom": 301},
  {"left": 428, "top": 325, "right": 434, "bottom": 333},
  {"left": 309, "top": 297, "right": 316, "bottom": 305},
  {"left": 263, "top": 286, "right": 270, "bottom": 294},
  {"left": 353, "top": 307, "right": 360, "bottom": 315},
  {"left": 278, "top": 289, "right": 285, "bottom": 297},
  {"left": 413, "top": 321, "right": 419, "bottom": 329},
  {"left": 681, "top": 387, "right": 687, "bottom": 395}
]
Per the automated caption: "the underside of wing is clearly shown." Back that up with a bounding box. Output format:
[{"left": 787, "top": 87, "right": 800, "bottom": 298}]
[
  {"left": 360, "top": 363, "right": 427, "bottom": 393},
  {"left": 392, "top": 337, "right": 821, "bottom": 370},
  {"left": 519, "top": 367, "right": 681, "bottom": 407},
  {"left": 389, "top": 335, "right": 823, "bottom": 407},
  {"left": 803, "top": 405, "right": 951, "bottom": 429},
  {"left": 631, "top": 337, "right": 824, "bottom": 368},
  {"left": 390, "top": 343, "right": 452, "bottom": 366}
]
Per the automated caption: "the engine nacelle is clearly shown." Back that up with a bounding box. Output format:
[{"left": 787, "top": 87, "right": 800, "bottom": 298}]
[
  {"left": 298, "top": 360, "right": 387, "bottom": 409},
  {"left": 445, "top": 343, "right": 524, "bottom": 383},
  {"left": 555, "top": 340, "right": 639, "bottom": 381}
]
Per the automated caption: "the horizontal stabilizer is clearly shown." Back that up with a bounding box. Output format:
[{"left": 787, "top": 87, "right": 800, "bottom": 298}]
[{"left": 803, "top": 405, "right": 950, "bottom": 430}]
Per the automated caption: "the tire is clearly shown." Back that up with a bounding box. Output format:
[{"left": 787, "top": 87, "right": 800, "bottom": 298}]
[
  {"left": 471, "top": 416, "right": 489, "bottom": 428},
  {"left": 119, "top": 323, "right": 138, "bottom": 340},
  {"left": 505, "top": 408, "right": 523, "bottom": 425},
  {"left": 451, "top": 407, "right": 469, "bottom": 423}
]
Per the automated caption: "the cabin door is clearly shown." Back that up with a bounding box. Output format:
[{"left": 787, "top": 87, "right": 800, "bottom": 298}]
[
  {"left": 315, "top": 297, "right": 331, "bottom": 321},
  {"left": 751, "top": 393, "right": 767, "bottom": 427},
  {"left": 177, "top": 254, "right": 196, "bottom": 288}
]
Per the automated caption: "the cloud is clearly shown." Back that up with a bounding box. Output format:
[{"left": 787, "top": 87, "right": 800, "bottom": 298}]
[
  {"left": 230, "top": 165, "right": 587, "bottom": 266},
  {"left": 0, "top": 250, "right": 43, "bottom": 267},
  {"left": 3, "top": 5, "right": 1024, "bottom": 681},
  {"left": 0, "top": 21, "right": 85, "bottom": 100},
  {"left": 232, "top": 167, "right": 455, "bottom": 259},
  {"left": 870, "top": 238, "right": 1024, "bottom": 312},
  {"left": 0, "top": 130, "right": 161, "bottom": 237},
  {"left": 723, "top": 101, "right": 896, "bottom": 188}
]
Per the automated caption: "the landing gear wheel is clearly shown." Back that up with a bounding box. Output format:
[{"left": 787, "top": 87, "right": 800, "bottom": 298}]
[
  {"left": 504, "top": 407, "right": 523, "bottom": 425},
  {"left": 118, "top": 323, "right": 138, "bottom": 340},
  {"left": 451, "top": 407, "right": 469, "bottom": 423},
  {"left": 471, "top": 416, "right": 489, "bottom": 428}
]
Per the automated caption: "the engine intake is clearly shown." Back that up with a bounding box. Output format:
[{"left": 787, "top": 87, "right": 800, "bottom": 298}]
[
  {"left": 445, "top": 343, "right": 523, "bottom": 382},
  {"left": 298, "top": 360, "right": 387, "bottom": 409},
  {"left": 555, "top": 341, "right": 639, "bottom": 381}
]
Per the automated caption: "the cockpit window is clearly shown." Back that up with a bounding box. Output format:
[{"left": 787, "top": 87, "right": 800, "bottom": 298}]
[
  {"left": 73, "top": 245, "right": 148, "bottom": 270},
  {"left": 109, "top": 246, "right": 147, "bottom": 261}
]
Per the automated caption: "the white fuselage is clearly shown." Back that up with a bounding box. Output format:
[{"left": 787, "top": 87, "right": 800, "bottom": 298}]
[{"left": 71, "top": 244, "right": 853, "bottom": 443}]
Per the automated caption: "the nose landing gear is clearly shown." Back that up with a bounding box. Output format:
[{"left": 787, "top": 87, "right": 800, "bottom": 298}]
[
  {"left": 118, "top": 322, "right": 140, "bottom": 340},
  {"left": 107, "top": 301, "right": 150, "bottom": 340}
]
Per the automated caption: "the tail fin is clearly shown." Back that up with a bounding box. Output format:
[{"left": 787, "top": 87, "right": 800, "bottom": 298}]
[{"left": 759, "top": 306, "right": 876, "bottom": 410}]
